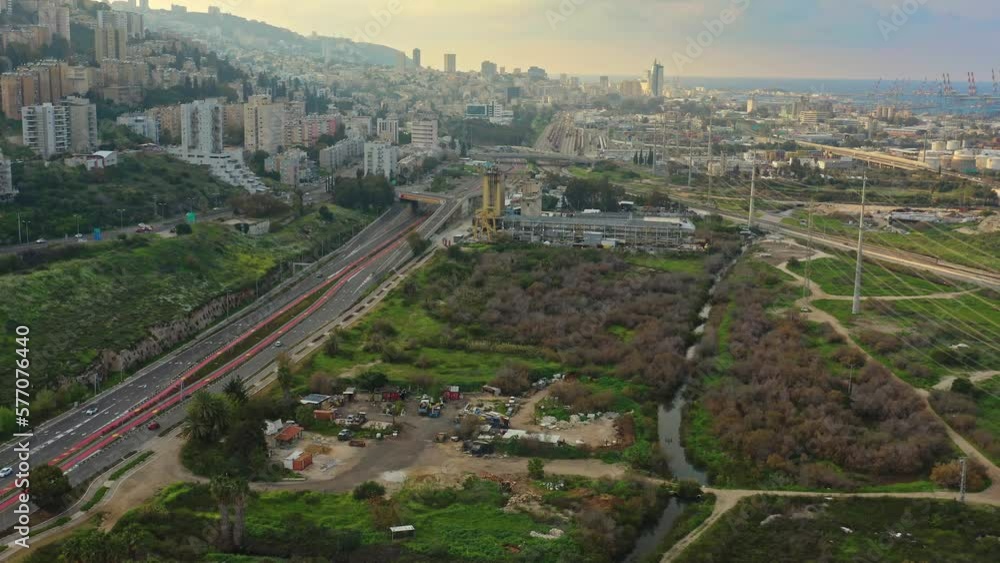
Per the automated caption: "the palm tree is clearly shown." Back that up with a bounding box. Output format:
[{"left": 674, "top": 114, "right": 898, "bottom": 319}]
[
  {"left": 185, "top": 391, "right": 230, "bottom": 443},
  {"left": 231, "top": 477, "right": 251, "bottom": 549},
  {"left": 276, "top": 352, "right": 294, "bottom": 402},
  {"left": 223, "top": 377, "right": 249, "bottom": 405},
  {"left": 211, "top": 475, "right": 236, "bottom": 551}
]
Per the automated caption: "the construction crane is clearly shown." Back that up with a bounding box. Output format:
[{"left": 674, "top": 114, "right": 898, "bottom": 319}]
[
  {"left": 993, "top": 69, "right": 998, "bottom": 96},
  {"left": 968, "top": 72, "right": 978, "bottom": 97}
]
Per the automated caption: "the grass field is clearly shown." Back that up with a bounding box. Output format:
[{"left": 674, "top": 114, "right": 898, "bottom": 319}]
[
  {"left": 676, "top": 496, "right": 1000, "bottom": 563},
  {"left": 782, "top": 211, "right": 1000, "bottom": 273},
  {"left": 788, "top": 254, "right": 964, "bottom": 297},
  {"left": 813, "top": 292, "right": 1000, "bottom": 387}
]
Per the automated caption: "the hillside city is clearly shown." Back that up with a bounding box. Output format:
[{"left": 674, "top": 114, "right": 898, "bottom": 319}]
[{"left": 0, "top": 1, "right": 998, "bottom": 562}]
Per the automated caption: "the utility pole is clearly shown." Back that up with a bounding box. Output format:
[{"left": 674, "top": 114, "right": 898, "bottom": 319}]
[
  {"left": 16, "top": 212, "right": 21, "bottom": 244},
  {"left": 852, "top": 166, "right": 868, "bottom": 315},
  {"left": 747, "top": 150, "right": 757, "bottom": 229},
  {"left": 118, "top": 208, "right": 125, "bottom": 232},
  {"left": 803, "top": 198, "right": 815, "bottom": 302},
  {"left": 959, "top": 457, "right": 967, "bottom": 503}
]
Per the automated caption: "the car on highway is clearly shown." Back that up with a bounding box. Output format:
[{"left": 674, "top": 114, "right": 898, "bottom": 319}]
[
  {"left": 35, "top": 238, "right": 46, "bottom": 244},
  {"left": 274, "top": 341, "right": 283, "bottom": 348},
  {"left": 85, "top": 407, "right": 98, "bottom": 415},
  {"left": 0, "top": 467, "right": 12, "bottom": 478},
  {"left": 147, "top": 421, "right": 161, "bottom": 431},
  {"left": 74, "top": 233, "right": 83, "bottom": 239}
]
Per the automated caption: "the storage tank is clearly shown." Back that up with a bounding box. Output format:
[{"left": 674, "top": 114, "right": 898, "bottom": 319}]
[
  {"left": 923, "top": 156, "right": 941, "bottom": 170},
  {"left": 951, "top": 153, "right": 976, "bottom": 171},
  {"left": 976, "top": 155, "right": 991, "bottom": 169},
  {"left": 946, "top": 140, "right": 962, "bottom": 151},
  {"left": 987, "top": 158, "right": 1000, "bottom": 171},
  {"left": 931, "top": 140, "right": 948, "bottom": 152}
]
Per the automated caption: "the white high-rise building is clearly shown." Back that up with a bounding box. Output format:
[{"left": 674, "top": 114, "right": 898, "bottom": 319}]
[
  {"left": 410, "top": 119, "right": 438, "bottom": 148},
  {"left": 363, "top": 142, "right": 399, "bottom": 179},
  {"left": 376, "top": 118, "right": 399, "bottom": 144},
  {"left": 21, "top": 97, "right": 97, "bottom": 158},
  {"left": 650, "top": 59, "right": 664, "bottom": 98},
  {"left": 181, "top": 99, "right": 224, "bottom": 157},
  {"left": 22, "top": 103, "right": 69, "bottom": 159}
]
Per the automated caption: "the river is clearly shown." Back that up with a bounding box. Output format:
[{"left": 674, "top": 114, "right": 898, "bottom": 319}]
[{"left": 621, "top": 258, "right": 736, "bottom": 563}]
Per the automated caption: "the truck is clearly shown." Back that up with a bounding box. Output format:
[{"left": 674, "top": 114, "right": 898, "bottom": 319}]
[
  {"left": 429, "top": 404, "right": 443, "bottom": 418},
  {"left": 417, "top": 395, "right": 431, "bottom": 416}
]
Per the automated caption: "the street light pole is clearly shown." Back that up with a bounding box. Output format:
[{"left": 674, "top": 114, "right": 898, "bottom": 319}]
[
  {"left": 16, "top": 212, "right": 21, "bottom": 244},
  {"left": 118, "top": 208, "right": 125, "bottom": 232}
]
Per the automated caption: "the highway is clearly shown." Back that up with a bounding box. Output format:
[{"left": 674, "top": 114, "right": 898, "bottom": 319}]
[{"left": 0, "top": 199, "right": 451, "bottom": 529}]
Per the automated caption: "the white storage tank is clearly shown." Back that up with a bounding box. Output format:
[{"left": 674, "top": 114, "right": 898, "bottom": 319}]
[
  {"left": 931, "top": 140, "right": 948, "bottom": 152},
  {"left": 987, "top": 158, "right": 1000, "bottom": 170},
  {"left": 946, "top": 140, "right": 962, "bottom": 151},
  {"left": 951, "top": 153, "right": 976, "bottom": 171}
]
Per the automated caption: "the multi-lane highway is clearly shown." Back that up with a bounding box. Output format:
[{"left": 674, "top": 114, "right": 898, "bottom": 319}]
[{"left": 0, "top": 199, "right": 457, "bottom": 528}]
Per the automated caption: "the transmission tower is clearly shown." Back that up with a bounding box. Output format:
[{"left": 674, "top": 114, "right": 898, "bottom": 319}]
[
  {"left": 852, "top": 166, "right": 868, "bottom": 315},
  {"left": 747, "top": 151, "right": 757, "bottom": 229}
]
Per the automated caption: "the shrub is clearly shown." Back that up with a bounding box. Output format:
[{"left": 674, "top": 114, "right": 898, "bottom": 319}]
[
  {"left": 353, "top": 481, "right": 386, "bottom": 501},
  {"left": 528, "top": 458, "right": 545, "bottom": 480}
]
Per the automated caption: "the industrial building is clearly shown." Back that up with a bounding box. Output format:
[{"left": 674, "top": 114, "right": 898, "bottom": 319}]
[{"left": 502, "top": 214, "right": 697, "bottom": 250}]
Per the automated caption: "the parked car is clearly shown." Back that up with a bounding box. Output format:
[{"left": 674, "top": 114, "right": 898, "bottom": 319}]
[
  {"left": 0, "top": 467, "right": 13, "bottom": 478},
  {"left": 147, "top": 421, "right": 161, "bottom": 431},
  {"left": 337, "top": 429, "right": 353, "bottom": 441}
]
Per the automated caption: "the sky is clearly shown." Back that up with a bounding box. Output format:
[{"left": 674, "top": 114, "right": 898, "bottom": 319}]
[{"left": 160, "top": 0, "right": 1000, "bottom": 80}]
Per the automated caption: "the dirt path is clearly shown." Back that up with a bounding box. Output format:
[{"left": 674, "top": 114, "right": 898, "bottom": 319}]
[{"left": 660, "top": 485, "right": 1000, "bottom": 562}]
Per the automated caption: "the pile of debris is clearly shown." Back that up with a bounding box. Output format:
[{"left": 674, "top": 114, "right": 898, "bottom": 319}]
[
  {"left": 539, "top": 411, "right": 620, "bottom": 430},
  {"left": 529, "top": 528, "right": 565, "bottom": 540}
]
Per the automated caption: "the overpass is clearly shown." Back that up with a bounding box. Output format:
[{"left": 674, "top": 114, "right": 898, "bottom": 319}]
[
  {"left": 470, "top": 151, "right": 594, "bottom": 165},
  {"left": 795, "top": 141, "right": 931, "bottom": 171}
]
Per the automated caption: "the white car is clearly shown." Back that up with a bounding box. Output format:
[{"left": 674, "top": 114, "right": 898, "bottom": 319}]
[
  {"left": 274, "top": 341, "right": 283, "bottom": 348},
  {"left": 85, "top": 407, "right": 98, "bottom": 415},
  {"left": 0, "top": 467, "right": 12, "bottom": 478}
]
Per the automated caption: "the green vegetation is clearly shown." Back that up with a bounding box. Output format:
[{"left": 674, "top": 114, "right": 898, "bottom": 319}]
[
  {"left": 0, "top": 207, "right": 368, "bottom": 430},
  {"left": 444, "top": 104, "right": 556, "bottom": 148},
  {"left": 788, "top": 253, "right": 964, "bottom": 296},
  {"left": 676, "top": 496, "right": 1000, "bottom": 563},
  {"left": 640, "top": 495, "right": 716, "bottom": 563},
  {"left": 682, "top": 258, "right": 957, "bottom": 490},
  {"left": 782, "top": 210, "right": 1000, "bottom": 272},
  {"left": 931, "top": 375, "right": 1000, "bottom": 465},
  {"left": 812, "top": 291, "right": 1000, "bottom": 387},
  {"left": 34, "top": 476, "right": 673, "bottom": 562},
  {"left": 109, "top": 451, "right": 155, "bottom": 481},
  {"left": 0, "top": 153, "right": 240, "bottom": 244},
  {"left": 80, "top": 486, "right": 110, "bottom": 512}
]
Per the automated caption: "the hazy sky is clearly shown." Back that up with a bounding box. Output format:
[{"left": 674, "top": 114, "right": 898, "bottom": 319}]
[{"left": 160, "top": 0, "right": 1000, "bottom": 79}]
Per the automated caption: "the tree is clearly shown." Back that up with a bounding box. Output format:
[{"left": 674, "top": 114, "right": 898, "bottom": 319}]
[
  {"left": 675, "top": 479, "right": 703, "bottom": 500},
  {"left": 318, "top": 205, "right": 334, "bottom": 222},
  {"left": 323, "top": 333, "right": 340, "bottom": 356},
  {"left": 185, "top": 391, "right": 230, "bottom": 443},
  {"left": 356, "top": 370, "right": 388, "bottom": 393},
  {"left": 407, "top": 232, "right": 431, "bottom": 257},
  {"left": 30, "top": 464, "right": 71, "bottom": 511},
  {"left": 223, "top": 377, "right": 249, "bottom": 405},
  {"left": 276, "top": 352, "right": 294, "bottom": 402},
  {"left": 353, "top": 481, "right": 386, "bottom": 501},
  {"left": 175, "top": 223, "right": 193, "bottom": 235},
  {"left": 387, "top": 401, "right": 405, "bottom": 425},
  {"left": 527, "top": 458, "right": 545, "bottom": 480},
  {"left": 210, "top": 475, "right": 236, "bottom": 551}
]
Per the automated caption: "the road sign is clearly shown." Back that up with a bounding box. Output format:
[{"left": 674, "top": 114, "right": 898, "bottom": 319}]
[
  {"left": 93, "top": 228, "right": 102, "bottom": 241},
  {"left": 186, "top": 212, "right": 196, "bottom": 224}
]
